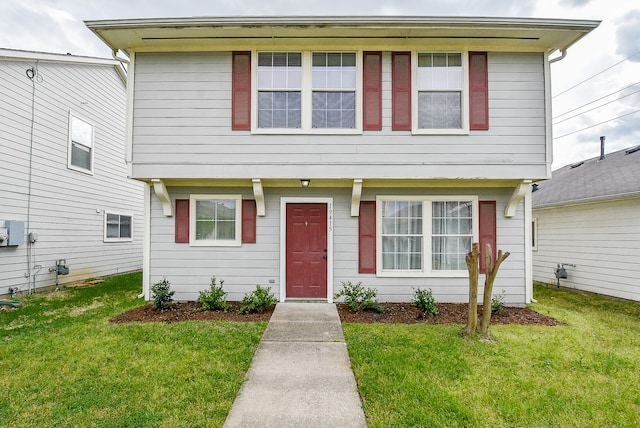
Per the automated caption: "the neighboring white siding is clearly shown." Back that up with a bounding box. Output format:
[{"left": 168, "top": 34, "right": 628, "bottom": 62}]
[
  {"left": 532, "top": 198, "right": 640, "bottom": 301},
  {"left": 0, "top": 57, "right": 144, "bottom": 295},
  {"left": 131, "top": 51, "right": 547, "bottom": 181},
  {"left": 149, "top": 186, "right": 527, "bottom": 305}
]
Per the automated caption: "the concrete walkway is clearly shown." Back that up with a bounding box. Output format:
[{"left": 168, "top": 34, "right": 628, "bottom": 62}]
[{"left": 223, "top": 303, "right": 367, "bottom": 428}]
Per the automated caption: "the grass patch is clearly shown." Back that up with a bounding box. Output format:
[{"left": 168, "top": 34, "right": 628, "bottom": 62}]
[
  {"left": 344, "top": 284, "right": 640, "bottom": 427},
  {"left": 0, "top": 272, "right": 266, "bottom": 428}
]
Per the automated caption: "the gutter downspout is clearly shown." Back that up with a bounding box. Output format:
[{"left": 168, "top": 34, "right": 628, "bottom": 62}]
[
  {"left": 112, "top": 49, "right": 129, "bottom": 83},
  {"left": 549, "top": 49, "right": 567, "bottom": 64}
]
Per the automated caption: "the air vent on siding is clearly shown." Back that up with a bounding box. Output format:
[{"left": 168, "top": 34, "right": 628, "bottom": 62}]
[
  {"left": 625, "top": 145, "right": 640, "bottom": 155},
  {"left": 569, "top": 161, "right": 584, "bottom": 169}
]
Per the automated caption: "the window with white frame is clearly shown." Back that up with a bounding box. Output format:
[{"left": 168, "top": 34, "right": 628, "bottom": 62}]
[
  {"left": 255, "top": 51, "right": 360, "bottom": 132},
  {"left": 68, "top": 113, "right": 94, "bottom": 173},
  {"left": 257, "top": 52, "right": 302, "bottom": 129},
  {"left": 190, "top": 195, "right": 242, "bottom": 246},
  {"left": 416, "top": 52, "right": 464, "bottom": 130},
  {"left": 312, "top": 52, "right": 356, "bottom": 129},
  {"left": 377, "top": 196, "right": 477, "bottom": 276},
  {"left": 104, "top": 212, "right": 132, "bottom": 242}
]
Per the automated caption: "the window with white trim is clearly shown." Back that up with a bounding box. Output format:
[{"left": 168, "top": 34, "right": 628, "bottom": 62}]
[
  {"left": 257, "top": 52, "right": 302, "bottom": 128},
  {"left": 68, "top": 113, "right": 94, "bottom": 174},
  {"left": 312, "top": 52, "right": 356, "bottom": 129},
  {"left": 104, "top": 212, "right": 132, "bottom": 242},
  {"left": 254, "top": 51, "right": 360, "bottom": 133},
  {"left": 377, "top": 196, "right": 477, "bottom": 276},
  {"left": 190, "top": 195, "right": 242, "bottom": 246},
  {"left": 416, "top": 52, "right": 465, "bottom": 131}
]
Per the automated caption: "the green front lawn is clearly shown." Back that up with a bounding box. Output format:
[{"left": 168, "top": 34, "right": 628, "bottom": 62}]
[
  {"left": 343, "top": 284, "right": 640, "bottom": 427},
  {"left": 0, "top": 272, "right": 266, "bottom": 428}
]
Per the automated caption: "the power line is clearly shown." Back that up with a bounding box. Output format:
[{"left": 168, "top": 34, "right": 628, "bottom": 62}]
[
  {"left": 553, "top": 88, "right": 640, "bottom": 125},
  {"left": 554, "top": 109, "right": 640, "bottom": 140},
  {"left": 553, "top": 50, "right": 640, "bottom": 99},
  {"left": 553, "top": 81, "right": 640, "bottom": 119}
]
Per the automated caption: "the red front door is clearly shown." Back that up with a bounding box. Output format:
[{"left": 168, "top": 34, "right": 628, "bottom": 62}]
[{"left": 286, "top": 203, "right": 327, "bottom": 298}]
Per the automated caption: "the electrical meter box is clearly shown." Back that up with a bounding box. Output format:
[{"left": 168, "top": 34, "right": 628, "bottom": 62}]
[{"left": 7, "top": 221, "right": 24, "bottom": 246}]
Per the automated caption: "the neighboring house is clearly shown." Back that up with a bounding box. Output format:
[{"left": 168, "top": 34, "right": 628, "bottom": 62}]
[
  {"left": 532, "top": 144, "right": 640, "bottom": 301},
  {"left": 0, "top": 49, "right": 144, "bottom": 296},
  {"left": 85, "top": 16, "right": 598, "bottom": 305}
]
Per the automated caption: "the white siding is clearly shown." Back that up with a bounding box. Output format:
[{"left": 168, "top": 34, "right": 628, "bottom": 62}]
[
  {"left": 149, "top": 186, "right": 527, "bottom": 305},
  {"left": 131, "top": 51, "right": 547, "bottom": 181},
  {"left": 0, "top": 57, "right": 144, "bottom": 295},
  {"left": 532, "top": 198, "right": 640, "bottom": 301}
]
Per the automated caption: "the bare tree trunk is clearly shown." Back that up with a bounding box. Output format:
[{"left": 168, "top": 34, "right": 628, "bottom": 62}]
[
  {"left": 460, "top": 243, "right": 480, "bottom": 337},
  {"left": 479, "top": 244, "right": 510, "bottom": 337}
]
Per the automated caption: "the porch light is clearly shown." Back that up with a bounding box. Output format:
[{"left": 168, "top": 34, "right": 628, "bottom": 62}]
[{"left": 300, "top": 179, "right": 311, "bottom": 188}]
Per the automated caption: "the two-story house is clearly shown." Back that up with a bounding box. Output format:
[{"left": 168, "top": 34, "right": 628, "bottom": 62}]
[
  {"left": 86, "top": 16, "right": 598, "bottom": 305},
  {"left": 0, "top": 49, "right": 144, "bottom": 296}
]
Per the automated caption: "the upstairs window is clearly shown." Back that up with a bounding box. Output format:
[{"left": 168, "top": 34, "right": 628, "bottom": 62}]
[
  {"left": 253, "top": 51, "right": 360, "bottom": 133},
  {"left": 257, "top": 52, "right": 302, "bottom": 129},
  {"left": 68, "top": 113, "right": 94, "bottom": 174},
  {"left": 416, "top": 52, "right": 464, "bottom": 131},
  {"left": 312, "top": 52, "right": 357, "bottom": 129}
]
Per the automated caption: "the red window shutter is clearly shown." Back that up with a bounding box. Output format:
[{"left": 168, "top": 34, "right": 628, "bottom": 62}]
[
  {"left": 363, "top": 52, "right": 382, "bottom": 131},
  {"left": 232, "top": 52, "right": 251, "bottom": 131},
  {"left": 359, "top": 201, "right": 376, "bottom": 273},
  {"left": 469, "top": 52, "right": 489, "bottom": 131},
  {"left": 175, "top": 199, "right": 189, "bottom": 243},
  {"left": 478, "top": 201, "right": 497, "bottom": 274},
  {"left": 242, "top": 199, "right": 257, "bottom": 243},
  {"left": 392, "top": 52, "right": 412, "bottom": 131}
]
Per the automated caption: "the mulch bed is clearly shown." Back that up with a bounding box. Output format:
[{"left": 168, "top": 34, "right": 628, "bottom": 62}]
[{"left": 110, "top": 301, "right": 561, "bottom": 326}]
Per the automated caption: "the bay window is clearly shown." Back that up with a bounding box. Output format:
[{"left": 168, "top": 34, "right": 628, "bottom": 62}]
[{"left": 377, "top": 196, "right": 477, "bottom": 276}]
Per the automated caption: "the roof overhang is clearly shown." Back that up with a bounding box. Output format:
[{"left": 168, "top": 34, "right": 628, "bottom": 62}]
[
  {"left": 0, "top": 48, "right": 119, "bottom": 66},
  {"left": 85, "top": 16, "right": 600, "bottom": 54}
]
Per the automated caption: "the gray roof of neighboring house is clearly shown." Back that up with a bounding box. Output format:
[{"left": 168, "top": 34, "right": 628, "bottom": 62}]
[{"left": 532, "top": 145, "right": 640, "bottom": 208}]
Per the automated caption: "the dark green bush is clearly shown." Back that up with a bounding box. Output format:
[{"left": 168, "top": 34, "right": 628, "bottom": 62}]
[
  {"left": 151, "top": 278, "right": 174, "bottom": 311},
  {"left": 197, "top": 277, "right": 229, "bottom": 311},
  {"left": 239, "top": 285, "right": 277, "bottom": 314},
  {"left": 412, "top": 288, "right": 439, "bottom": 316},
  {"left": 334, "top": 281, "right": 384, "bottom": 313}
]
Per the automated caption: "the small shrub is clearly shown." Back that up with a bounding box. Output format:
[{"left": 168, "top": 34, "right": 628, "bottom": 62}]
[
  {"left": 240, "top": 285, "right": 277, "bottom": 314},
  {"left": 197, "top": 277, "right": 229, "bottom": 311},
  {"left": 151, "top": 278, "right": 174, "bottom": 311},
  {"left": 334, "top": 281, "right": 384, "bottom": 313},
  {"left": 412, "top": 287, "right": 439, "bottom": 316},
  {"left": 491, "top": 290, "right": 506, "bottom": 314}
]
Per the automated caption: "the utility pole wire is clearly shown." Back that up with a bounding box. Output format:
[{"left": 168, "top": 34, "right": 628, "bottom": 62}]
[
  {"left": 553, "top": 50, "right": 640, "bottom": 99},
  {"left": 553, "top": 81, "right": 640, "bottom": 119},
  {"left": 554, "top": 109, "right": 640, "bottom": 140},
  {"left": 553, "top": 88, "right": 640, "bottom": 125}
]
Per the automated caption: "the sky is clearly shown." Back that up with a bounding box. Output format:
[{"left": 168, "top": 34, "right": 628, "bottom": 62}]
[{"left": 1, "top": 0, "right": 638, "bottom": 170}]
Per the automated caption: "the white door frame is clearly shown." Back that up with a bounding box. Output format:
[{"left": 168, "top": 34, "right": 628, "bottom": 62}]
[{"left": 279, "top": 197, "right": 334, "bottom": 302}]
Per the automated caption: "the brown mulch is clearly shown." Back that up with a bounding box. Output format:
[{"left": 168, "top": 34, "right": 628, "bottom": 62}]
[
  {"left": 110, "top": 301, "right": 561, "bottom": 326},
  {"left": 110, "top": 301, "right": 274, "bottom": 323},
  {"left": 336, "top": 302, "right": 562, "bottom": 326}
]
